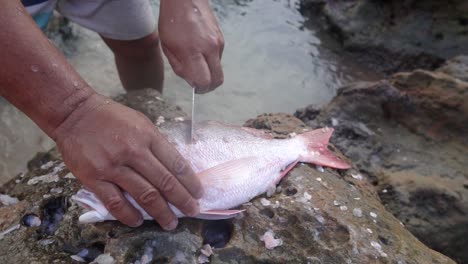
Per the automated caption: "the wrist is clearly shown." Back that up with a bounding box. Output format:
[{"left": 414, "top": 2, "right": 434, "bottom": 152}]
[{"left": 50, "top": 91, "right": 108, "bottom": 142}]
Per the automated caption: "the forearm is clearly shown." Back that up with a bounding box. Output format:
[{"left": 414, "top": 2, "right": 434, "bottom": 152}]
[{"left": 0, "top": 0, "right": 95, "bottom": 138}]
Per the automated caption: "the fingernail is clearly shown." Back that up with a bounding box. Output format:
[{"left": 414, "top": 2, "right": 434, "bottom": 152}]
[
  {"left": 188, "top": 202, "right": 200, "bottom": 217},
  {"left": 164, "top": 219, "right": 178, "bottom": 231},
  {"left": 131, "top": 217, "right": 144, "bottom": 227}
]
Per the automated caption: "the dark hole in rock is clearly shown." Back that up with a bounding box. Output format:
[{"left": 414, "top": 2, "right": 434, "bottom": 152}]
[
  {"left": 76, "top": 246, "right": 103, "bottom": 262},
  {"left": 63, "top": 242, "right": 104, "bottom": 262},
  {"left": 463, "top": 183, "right": 468, "bottom": 189},
  {"left": 378, "top": 235, "right": 390, "bottom": 246},
  {"left": 40, "top": 196, "right": 67, "bottom": 235},
  {"left": 21, "top": 213, "right": 42, "bottom": 227},
  {"left": 202, "top": 220, "right": 233, "bottom": 248},
  {"left": 459, "top": 17, "right": 468, "bottom": 26},
  {"left": 285, "top": 187, "right": 298, "bottom": 196},
  {"left": 107, "top": 230, "right": 116, "bottom": 238},
  {"left": 260, "top": 208, "right": 275, "bottom": 218}
]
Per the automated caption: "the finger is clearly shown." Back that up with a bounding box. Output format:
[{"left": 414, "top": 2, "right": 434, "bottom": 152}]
[
  {"left": 89, "top": 181, "right": 142, "bottom": 227},
  {"left": 150, "top": 133, "right": 204, "bottom": 199},
  {"left": 129, "top": 150, "right": 200, "bottom": 217},
  {"left": 205, "top": 53, "right": 224, "bottom": 89},
  {"left": 218, "top": 32, "right": 225, "bottom": 59},
  {"left": 162, "top": 45, "right": 184, "bottom": 77},
  {"left": 113, "top": 166, "right": 179, "bottom": 230},
  {"left": 184, "top": 53, "right": 212, "bottom": 93}
]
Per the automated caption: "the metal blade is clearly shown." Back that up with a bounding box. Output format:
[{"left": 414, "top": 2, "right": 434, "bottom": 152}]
[{"left": 189, "top": 87, "right": 195, "bottom": 144}]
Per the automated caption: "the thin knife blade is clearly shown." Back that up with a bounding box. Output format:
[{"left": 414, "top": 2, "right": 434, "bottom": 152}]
[{"left": 189, "top": 87, "right": 195, "bottom": 144}]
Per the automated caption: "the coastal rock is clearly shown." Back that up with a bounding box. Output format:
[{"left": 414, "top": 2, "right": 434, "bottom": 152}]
[
  {"left": 296, "top": 59, "right": 468, "bottom": 263},
  {"left": 300, "top": 0, "right": 468, "bottom": 73},
  {"left": 0, "top": 89, "right": 454, "bottom": 263}
]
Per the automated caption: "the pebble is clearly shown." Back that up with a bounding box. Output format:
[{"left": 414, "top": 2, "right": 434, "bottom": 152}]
[
  {"left": 260, "top": 230, "right": 283, "bottom": 249},
  {"left": 64, "top": 172, "right": 76, "bottom": 179},
  {"left": 351, "top": 173, "right": 363, "bottom": 180},
  {"left": 370, "top": 212, "right": 378, "bottom": 218},
  {"left": 156, "top": 116, "right": 165, "bottom": 126},
  {"left": 40, "top": 161, "right": 55, "bottom": 170},
  {"left": 303, "top": 192, "right": 312, "bottom": 200},
  {"left": 340, "top": 205, "right": 348, "bottom": 211},
  {"left": 352, "top": 208, "right": 363, "bottom": 217},
  {"left": 331, "top": 118, "right": 339, "bottom": 126},
  {"left": 90, "top": 254, "right": 116, "bottom": 264},
  {"left": 366, "top": 228, "right": 373, "bottom": 234},
  {"left": 0, "top": 194, "right": 19, "bottom": 206},
  {"left": 382, "top": 189, "right": 388, "bottom": 193},
  {"left": 27, "top": 174, "right": 60, "bottom": 185},
  {"left": 174, "top": 117, "right": 185, "bottom": 122},
  {"left": 316, "top": 177, "right": 322, "bottom": 182},
  {"left": 333, "top": 200, "right": 341, "bottom": 206},
  {"left": 50, "top": 187, "right": 63, "bottom": 194},
  {"left": 260, "top": 198, "right": 271, "bottom": 206},
  {"left": 0, "top": 224, "right": 20, "bottom": 240},
  {"left": 200, "top": 244, "right": 213, "bottom": 257},
  {"left": 316, "top": 165, "right": 324, "bottom": 173}
]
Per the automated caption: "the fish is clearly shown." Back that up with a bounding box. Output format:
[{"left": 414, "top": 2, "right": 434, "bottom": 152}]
[{"left": 72, "top": 121, "right": 350, "bottom": 223}]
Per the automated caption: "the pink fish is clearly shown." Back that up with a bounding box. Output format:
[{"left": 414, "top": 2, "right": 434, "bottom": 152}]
[{"left": 72, "top": 121, "right": 349, "bottom": 223}]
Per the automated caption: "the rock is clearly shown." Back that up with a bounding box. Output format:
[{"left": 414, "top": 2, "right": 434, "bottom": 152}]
[
  {"left": 296, "top": 60, "right": 467, "bottom": 263},
  {"left": 244, "top": 113, "right": 308, "bottom": 138},
  {"left": 436, "top": 55, "right": 468, "bottom": 82},
  {"left": 300, "top": 0, "right": 468, "bottom": 73},
  {"left": 0, "top": 89, "right": 454, "bottom": 263}
]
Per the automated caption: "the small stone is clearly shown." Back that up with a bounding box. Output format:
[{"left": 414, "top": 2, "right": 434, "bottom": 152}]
[
  {"left": 315, "top": 215, "right": 326, "bottom": 224},
  {"left": 288, "top": 132, "right": 297, "bottom": 138},
  {"left": 40, "top": 161, "right": 54, "bottom": 170},
  {"left": 353, "top": 208, "right": 363, "bottom": 217},
  {"left": 50, "top": 187, "right": 63, "bottom": 194},
  {"left": 71, "top": 255, "right": 86, "bottom": 262},
  {"left": 38, "top": 238, "right": 55, "bottom": 246},
  {"left": 0, "top": 194, "right": 19, "bottom": 206},
  {"left": 27, "top": 174, "right": 60, "bottom": 185},
  {"left": 303, "top": 192, "right": 312, "bottom": 200},
  {"left": 370, "top": 212, "right": 378, "bottom": 218},
  {"left": 340, "top": 205, "right": 348, "bottom": 211},
  {"left": 382, "top": 189, "right": 388, "bottom": 193},
  {"left": 366, "top": 228, "right": 373, "bottom": 234},
  {"left": 156, "top": 116, "right": 165, "bottom": 126},
  {"left": 260, "top": 198, "right": 271, "bottom": 206},
  {"left": 90, "top": 254, "right": 116, "bottom": 264},
  {"left": 316, "top": 177, "right": 322, "bottom": 182},
  {"left": 333, "top": 200, "right": 341, "bottom": 206},
  {"left": 260, "top": 230, "right": 283, "bottom": 249},
  {"left": 351, "top": 173, "right": 363, "bottom": 180},
  {"left": 198, "top": 255, "right": 209, "bottom": 264},
  {"left": 353, "top": 197, "right": 361, "bottom": 200},
  {"left": 316, "top": 165, "right": 324, "bottom": 173},
  {"left": 200, "top": 244, "right": 213, "bottom": 257},
  {"left": 174, "top": 117, "right": 185, "bottom": 122},
  {"left": 64, "top": 172, "right": 75, "bottom": 179},
  {"left": 331, "top": 118, "right": 339, "bottom": 126}
]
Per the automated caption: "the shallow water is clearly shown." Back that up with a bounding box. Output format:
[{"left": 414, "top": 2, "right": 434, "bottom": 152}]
[{"left": 0, "top": 0, "right": 379, "bottom": 184}]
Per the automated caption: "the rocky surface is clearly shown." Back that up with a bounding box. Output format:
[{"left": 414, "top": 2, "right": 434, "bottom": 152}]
[
  {"left": 0, "top": 88, "right": 454, "bottom": 263},
  {"left": 300, "top": 0, "right": 468, "bottom": 73},
  {"left": 294, "top": 57, "right": 468, "bottom": 263}
]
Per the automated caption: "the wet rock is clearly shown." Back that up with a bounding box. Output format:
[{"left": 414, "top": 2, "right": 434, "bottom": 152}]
[
  {"left": 296, "top": 60, "right": 467, "bottom": 263},
  {"left": 244, "top": 113, "right": 308, "bottom": 138},
  {"left": 0, "top": 89, "right": 455, "bottom": 263},
  {"left": 300, "top": 0, "right": 468, "bottom": 73}
]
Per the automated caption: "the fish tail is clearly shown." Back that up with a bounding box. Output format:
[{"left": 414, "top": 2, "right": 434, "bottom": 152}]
[{"left": 297, "top": 127, "right": 350, "bottom": 169}]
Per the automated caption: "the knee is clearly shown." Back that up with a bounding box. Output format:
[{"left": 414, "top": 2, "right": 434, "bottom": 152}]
[{"left": 110, "top": 31, "right": 161, "bottom": 60}]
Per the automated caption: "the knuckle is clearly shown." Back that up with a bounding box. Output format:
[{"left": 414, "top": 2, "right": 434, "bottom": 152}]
[
  {"left": 172, "top": 155, "right": 188, "bottom": 175},
  {"left": 104, "top": 196, "right": 125, "bottom": 212},
  {"left": 139, "top": 189, "right": 160, "bottom": 205},
  {"left": 160, "top": 172, "right": 177, "bottom": 193}
]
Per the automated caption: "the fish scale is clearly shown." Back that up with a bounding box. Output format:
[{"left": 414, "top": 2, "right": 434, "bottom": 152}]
[{"left": 72, "top": 121, "right": 350, "bottom": 223}]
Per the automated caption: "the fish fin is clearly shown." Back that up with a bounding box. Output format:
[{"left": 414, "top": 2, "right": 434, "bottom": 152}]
[
  {"left": 72, "top": 189, "right": 109, "bottom": 215},
  {"left": 198, "top": 157, "right": 257, "bottom": 185},
  {"left": 278, "top": 160, "right": 299, "bottom": 180},
  {"left": 298, "top": 128, "right": 350, "bottom": 169},
  {"left": 196, "top": 209, "right": 245, "bottom": 220}
]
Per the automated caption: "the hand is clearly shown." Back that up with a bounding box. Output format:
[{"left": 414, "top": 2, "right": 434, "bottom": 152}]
[
  {"left": 53, "top": 93, "right": 203, "bottom": 229},
  {"left": 159, "top": 0, "right": 224, "bottom": 93}
]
